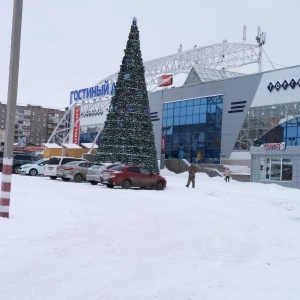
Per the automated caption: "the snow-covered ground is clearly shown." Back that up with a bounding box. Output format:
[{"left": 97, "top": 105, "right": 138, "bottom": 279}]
[{"left": 0, "top": 168, "right": 299, "bottom": 300}]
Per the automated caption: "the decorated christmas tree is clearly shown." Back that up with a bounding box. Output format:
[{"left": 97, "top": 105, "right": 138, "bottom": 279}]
[{"left": 95, "top": 18, "right": 159, "bottom": 174}]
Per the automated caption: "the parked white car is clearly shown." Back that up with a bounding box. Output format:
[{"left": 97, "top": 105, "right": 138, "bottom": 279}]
[
  {"left": 19, "top": 159, "right": 49, "bottom": 176},
  {"left": 86, "top": 163, "right": 122, "bottom": 185}
]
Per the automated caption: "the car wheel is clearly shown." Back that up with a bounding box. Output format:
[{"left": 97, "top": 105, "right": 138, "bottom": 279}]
[
  {"left": 50, "top": 176, "right": 57, "bottom": 180},
  {"left": 122, "top": 179, "right": 131, "bottom": 189},
  {"left": 29, "top": 168, "right": 38, "bottom": 176},
  {"left": 107, "top": 184, "right": 114, "bottom": 188},
  {"left": 155, "top": 180, "right": 164, "bottom": 190},
  {"left": 74, "top": 173, "right": 82, "bottom": 182},
  {"left": 89, "top": 181, "right": 98, "bottom": 185},
  {"left": 62, "top": 177, "right": 71, "bottom": 182},
  {"left": 13, "top": 165, "right": 20, "bottom": 174}
]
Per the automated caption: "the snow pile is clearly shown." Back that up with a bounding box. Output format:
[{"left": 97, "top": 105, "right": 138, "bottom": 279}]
[{"left": 0, "top": 170, "right": 299, "bottom": 300}]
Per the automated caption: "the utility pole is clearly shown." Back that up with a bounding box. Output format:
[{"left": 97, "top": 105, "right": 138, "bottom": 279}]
[{"left": 0, "top": 0, "right": 23, "bottom": 218}]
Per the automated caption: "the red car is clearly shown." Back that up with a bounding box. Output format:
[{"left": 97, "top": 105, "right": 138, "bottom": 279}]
[{"left": 101, "top": 165, "right": 167, "bottom": 190}]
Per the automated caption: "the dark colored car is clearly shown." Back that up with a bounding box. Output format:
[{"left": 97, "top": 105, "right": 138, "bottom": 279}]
[
  {"left": 0, "top": 151, "right": 40, "bottom": 174},
  {"left": 12, "top": 153, "right": 40, "bottom": 173},
  {"left": 0, "top": 151, "right": 40, "bottom": 173},
  {"left": 101, "top": 165, "right": 167, "bottom": 190}
]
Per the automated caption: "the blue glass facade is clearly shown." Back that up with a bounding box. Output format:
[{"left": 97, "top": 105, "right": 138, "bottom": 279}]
[
  {"left": 255, "top": 116, "right": 300, "bottom": 146},
  {"left": 162, "top": 95, "right": 223, "bottom": 163}
]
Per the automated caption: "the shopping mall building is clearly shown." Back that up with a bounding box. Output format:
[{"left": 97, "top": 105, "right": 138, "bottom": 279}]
[
  {"left": 54, "top": 43, "right": 300, "bottom": 188},
  {"left": 148, "top": 65, "right": 300, "bottom": 188}
]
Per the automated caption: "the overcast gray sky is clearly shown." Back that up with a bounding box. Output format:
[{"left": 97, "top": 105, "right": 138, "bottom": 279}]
[{"left": 1, "top": 0, "right": 300, "bottom": 110}]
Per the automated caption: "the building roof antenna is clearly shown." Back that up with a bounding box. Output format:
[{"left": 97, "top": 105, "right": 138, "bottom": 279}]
[
  {"left": 178, "top": 44, "right": 182, "bottom": 53},
  {"left": 256, "top": 26, "right": 266, "bottom": 72},
  {"left": 243, "top": 25, "right": 247, "bottom": 42}
]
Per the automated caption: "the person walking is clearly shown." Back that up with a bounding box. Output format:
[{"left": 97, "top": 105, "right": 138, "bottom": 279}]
[
  {"left": 186, "top": 164, "right": 196, "bottom": 188},
  {"left": 225, "top": 166, "right": 231, "bottom": 182}
]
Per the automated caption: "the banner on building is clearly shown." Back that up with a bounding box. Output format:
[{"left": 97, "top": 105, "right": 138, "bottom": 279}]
[
  {"left": 158, "top": 74, "right": 173, "bottom": 87},
  {"left": 73, "top": 106, "right": 81, "bottom": 144}
]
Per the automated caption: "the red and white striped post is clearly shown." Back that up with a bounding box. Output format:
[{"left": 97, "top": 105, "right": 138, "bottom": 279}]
[
  {"left": 0, "top": 162, "right": 13, "bottom": 218},
  {"left": 0, "top": 0, "right": 23, "bottom": 218}
]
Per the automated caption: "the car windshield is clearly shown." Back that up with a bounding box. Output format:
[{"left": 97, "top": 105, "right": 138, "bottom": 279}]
[
  {"left": 47, "top": 157, "right": 61, "bottom": 165},
  {"left": 108, "top": 165, "right": 124, "bottom": 171},
  {"left": 35, "top": 159, "right": 46, "bottom": 164},
  {"left": 107, "top": 164, "right": 122, "bottom": 169},
  {"left": 90, "top": 164, "right": 102, "bottom": 169},
  {"left": 90, "top": 163, "right": 121, "bottom": 169}
]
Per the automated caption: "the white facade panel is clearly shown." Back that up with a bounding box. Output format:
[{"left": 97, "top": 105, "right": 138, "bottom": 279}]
[{"left": 251, "top": 65, "right": 300, "bottom": 107}]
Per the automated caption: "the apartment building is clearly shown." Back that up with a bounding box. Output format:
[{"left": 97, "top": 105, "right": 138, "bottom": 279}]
[{"left": 0, "top": 103, "right": 66, "bottom": 147}]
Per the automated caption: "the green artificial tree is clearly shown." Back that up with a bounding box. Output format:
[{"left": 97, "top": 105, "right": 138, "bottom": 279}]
[{"left": 95, "top": 18, "right": 159, "bottom": 174}]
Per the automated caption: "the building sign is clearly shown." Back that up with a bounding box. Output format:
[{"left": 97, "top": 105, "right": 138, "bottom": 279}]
[
  {"left": 17, "top": 136, "right": 26, "bottom": 148},
  {"left": 70, "top": 80, "right": 116, "bottom": 104},
  {"left": 72, "top": 106, "right": 81, "bottom": 144},
  {"left": 264, "top": 142, "right": 286, "bottom": 150},
  {"left": 267, "top": 78, "right": 300, "bottom": 92},
  {"left": 158, "top": 74, "right": 173, "bottom": 87}
]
